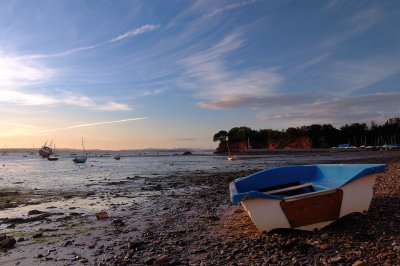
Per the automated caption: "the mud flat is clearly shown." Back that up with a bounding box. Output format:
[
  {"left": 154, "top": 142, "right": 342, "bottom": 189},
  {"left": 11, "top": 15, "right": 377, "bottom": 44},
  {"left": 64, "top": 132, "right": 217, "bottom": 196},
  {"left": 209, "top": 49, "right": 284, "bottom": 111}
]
[{"left": 1, "top": 154, "right": 400, "bottom": 265}]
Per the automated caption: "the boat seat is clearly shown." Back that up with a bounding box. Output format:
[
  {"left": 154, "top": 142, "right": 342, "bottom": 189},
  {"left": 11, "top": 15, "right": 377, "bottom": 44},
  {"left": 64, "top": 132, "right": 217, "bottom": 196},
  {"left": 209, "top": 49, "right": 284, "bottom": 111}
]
[{"left": 263, "top": 182, "right": 313, "bottom": 195}]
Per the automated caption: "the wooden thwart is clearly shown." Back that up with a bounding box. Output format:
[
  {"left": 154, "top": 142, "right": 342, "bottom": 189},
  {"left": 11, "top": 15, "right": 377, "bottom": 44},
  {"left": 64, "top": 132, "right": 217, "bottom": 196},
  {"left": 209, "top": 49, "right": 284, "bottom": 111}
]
[
  {"left": 280, "top": 189, "right": 343, "bottom": 228},
  {"left": 264, "top": 182, "right": 313, "bottom": 195}
]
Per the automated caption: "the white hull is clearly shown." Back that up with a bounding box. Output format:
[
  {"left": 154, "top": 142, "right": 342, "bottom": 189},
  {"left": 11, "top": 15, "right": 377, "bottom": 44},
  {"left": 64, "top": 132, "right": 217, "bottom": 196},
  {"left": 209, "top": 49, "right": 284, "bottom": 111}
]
[{"left": 240, "top": 174, "right": 377, "bottom": 232}]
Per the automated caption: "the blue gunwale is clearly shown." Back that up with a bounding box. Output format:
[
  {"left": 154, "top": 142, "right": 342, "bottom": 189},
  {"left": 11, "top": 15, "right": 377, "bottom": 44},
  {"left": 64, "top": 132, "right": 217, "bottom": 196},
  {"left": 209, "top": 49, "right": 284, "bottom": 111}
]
[{"left": 230, "top": 164, "right": 386, "bottom": 204}]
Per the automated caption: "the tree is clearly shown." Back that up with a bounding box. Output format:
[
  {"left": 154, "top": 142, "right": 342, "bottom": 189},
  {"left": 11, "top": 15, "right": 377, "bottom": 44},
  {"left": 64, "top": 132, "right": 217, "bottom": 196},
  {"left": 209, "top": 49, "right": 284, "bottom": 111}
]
[
  {"left": 227, "top": 127, "right": 252, "bottom": 142},
  {"left": 213, "top": 130, "right": 228, "bottom": 142}
]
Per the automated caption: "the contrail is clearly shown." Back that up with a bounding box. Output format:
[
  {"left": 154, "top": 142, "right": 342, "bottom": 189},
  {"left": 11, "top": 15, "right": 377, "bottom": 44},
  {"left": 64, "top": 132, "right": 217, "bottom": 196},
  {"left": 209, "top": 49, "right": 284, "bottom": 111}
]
[{"left": 41, "top": 117, "right": 147, "bottom": 133}]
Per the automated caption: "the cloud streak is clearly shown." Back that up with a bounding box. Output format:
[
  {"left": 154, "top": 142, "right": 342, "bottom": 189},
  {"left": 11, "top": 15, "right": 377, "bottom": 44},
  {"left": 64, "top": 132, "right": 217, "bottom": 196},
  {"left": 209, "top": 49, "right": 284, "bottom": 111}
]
[
  {"left": 19, "top": 24, "right": 160, "bottom": 60},
  {"left": 110, "top": 24, "right": 160, "bottom": 42},
  {"left": 43, "top": 117, "right": 148, "bottom": 132}
]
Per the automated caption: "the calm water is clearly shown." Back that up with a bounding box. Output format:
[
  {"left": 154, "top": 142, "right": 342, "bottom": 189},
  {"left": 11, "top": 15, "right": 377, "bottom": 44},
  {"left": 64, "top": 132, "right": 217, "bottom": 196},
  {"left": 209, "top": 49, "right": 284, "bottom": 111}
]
[{"left": 0, "top": 150, "right": 387, "bottom": 193}]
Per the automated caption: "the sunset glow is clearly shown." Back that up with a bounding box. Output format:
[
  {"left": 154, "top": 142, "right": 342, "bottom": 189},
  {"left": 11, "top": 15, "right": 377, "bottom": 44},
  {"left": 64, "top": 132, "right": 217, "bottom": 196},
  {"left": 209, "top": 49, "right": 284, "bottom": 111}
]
[{"left": 0, "top": 1, "right": 399, "bottom": 150}]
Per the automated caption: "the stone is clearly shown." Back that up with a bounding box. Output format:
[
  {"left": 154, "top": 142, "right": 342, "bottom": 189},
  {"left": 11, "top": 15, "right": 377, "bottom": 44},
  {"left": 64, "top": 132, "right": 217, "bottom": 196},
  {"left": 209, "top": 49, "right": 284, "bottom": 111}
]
[
  {"left": 352, "top": 260, "right": 366, "bottom": 266},
  {"left": 33, "top": 232, "right": 43, "bottom": 238},
  {"left": 319, "top": 243, "right": 330, "bottom": 250},
  {"left": 0, "top": 236, "right": 16, "bottom": 249},
  {"left": 96, "top": 211, "right": 109, "bottom": 220},
  {"left": 154, "top": 255, "right": 170, "bottom": 265},
  {"left": 28, "top": 210, "right": 43, "bottom": 215}
]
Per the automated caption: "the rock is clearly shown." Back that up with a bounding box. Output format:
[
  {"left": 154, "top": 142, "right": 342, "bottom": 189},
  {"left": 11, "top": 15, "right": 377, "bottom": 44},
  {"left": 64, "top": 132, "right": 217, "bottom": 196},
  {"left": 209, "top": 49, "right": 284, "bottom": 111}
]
[
  {"left": 60, "top": 240, "right": 73, "bottom": 247},
  {"left": 144, "top": 257, "right": 156, "bottom": 265},
  {"left": 128, "top": 240, "right": 144, "bottom": 251},
  {"left": 271, "top": 254, "right": 279, "bottom": 263},
  {"left": 96, "top": 211, "right": 109, "bottom": 220},
  {"left": 330, "top": 255, "right": 344, "bottom": 263},
  {"left": 319, "top": 243, "right": 330, "bottom": 250},
  {"left": 352, "top": 260, "right": 366, "bottom": 266},
  {"left": 0, "top": 236, "right": 16, "bottom": 250},
  {"left": 33, "top": 232, "right": 43, "bottom": 238},
  {"left": 153, "top": 255, "right": 170, "bottom": 265},
  {"left": 28, "top": 210, "right": 43, "bottom": 215},
  {"left": 112, "top": 219, "right": 125, "bottom": 227}
]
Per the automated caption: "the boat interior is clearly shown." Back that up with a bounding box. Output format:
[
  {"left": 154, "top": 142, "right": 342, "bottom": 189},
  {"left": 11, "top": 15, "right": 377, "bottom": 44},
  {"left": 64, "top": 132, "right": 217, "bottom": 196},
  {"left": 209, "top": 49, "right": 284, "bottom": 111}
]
[{"left": 258, "top": 181, "right": 327, "bottom": 198}]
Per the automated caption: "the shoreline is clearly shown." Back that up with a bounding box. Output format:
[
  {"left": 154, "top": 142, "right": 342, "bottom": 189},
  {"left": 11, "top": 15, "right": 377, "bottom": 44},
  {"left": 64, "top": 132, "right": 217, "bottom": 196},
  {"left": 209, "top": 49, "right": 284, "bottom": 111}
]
[{"left": 1, "top": 155, "right": 400, "bottom": 265}]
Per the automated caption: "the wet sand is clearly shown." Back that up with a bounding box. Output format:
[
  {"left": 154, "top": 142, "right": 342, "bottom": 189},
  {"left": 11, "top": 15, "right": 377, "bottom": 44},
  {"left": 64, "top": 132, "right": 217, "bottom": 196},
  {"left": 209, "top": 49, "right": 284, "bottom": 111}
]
[{"left": 1, "top": 153, "right": 400, "bottom": 265}]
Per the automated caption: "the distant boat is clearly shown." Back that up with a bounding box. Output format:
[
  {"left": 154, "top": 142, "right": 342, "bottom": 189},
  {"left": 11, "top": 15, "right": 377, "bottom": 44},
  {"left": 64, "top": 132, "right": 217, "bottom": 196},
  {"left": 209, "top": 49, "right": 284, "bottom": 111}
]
[
  {"left": 113, "top": 155, "right": 121, "bottom": 160},
  {"left": 230, "top": 164, "right": 387, "bottom": 232},
  {"left": 226, "top": 141, "right": 235, "bottom": 161},
  {"left": 73, "top": 156, "right": 87, "bottom": 163},
  {"left": 39, "top": 140, "right": 53, "bottom": 158},
  {"left": 47, "top": 143, "right": 59, "bottom": 161},
  {"left": 73, "top": 137, "right": 87, "bottom": 164}
]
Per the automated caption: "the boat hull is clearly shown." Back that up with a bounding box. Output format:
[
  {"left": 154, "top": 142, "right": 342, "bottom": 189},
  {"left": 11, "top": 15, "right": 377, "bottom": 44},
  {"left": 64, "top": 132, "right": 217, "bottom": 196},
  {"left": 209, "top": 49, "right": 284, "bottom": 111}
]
[
  {"left": 39, "top": 147, "right": 52, "bottom": 158},
  {"left": 73, "top": 156, "right": 87, "bottom": 163},
  {"left": 240, "top": 173, "right": 377, "bottom": 232}
]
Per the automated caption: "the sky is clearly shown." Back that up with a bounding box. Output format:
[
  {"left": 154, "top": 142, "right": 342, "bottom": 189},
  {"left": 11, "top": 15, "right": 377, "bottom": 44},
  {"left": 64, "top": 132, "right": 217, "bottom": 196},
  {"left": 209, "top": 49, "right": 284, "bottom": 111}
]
[{"left": 0, "top": 0, "right": 399, "bottom": 150}]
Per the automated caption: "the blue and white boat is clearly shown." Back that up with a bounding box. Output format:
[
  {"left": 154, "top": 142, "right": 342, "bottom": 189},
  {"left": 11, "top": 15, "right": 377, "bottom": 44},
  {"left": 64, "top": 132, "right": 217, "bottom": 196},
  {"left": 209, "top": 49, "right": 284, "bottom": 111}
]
[{"left": 230, "top": 164, "right": 386, "bottom": 232}]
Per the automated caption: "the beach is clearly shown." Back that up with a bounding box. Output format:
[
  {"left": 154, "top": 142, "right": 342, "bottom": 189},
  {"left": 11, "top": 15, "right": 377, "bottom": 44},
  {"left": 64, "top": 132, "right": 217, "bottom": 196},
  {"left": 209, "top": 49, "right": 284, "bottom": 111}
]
[{"left": 1, "top": 151, "right": 400, "bottom": 265}]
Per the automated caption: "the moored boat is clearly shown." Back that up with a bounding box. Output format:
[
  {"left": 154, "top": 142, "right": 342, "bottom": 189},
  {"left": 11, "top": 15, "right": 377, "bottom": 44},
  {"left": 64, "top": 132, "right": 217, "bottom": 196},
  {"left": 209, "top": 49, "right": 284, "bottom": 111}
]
[
  {"left": 39, "top": 140, "right": 53, "bottom": 158},
  {"left": 73, "top": 137, "right": 87, "bottom": 164},
  {"left": 47, "top": 143, "right": 59, "bottom": 161},
  {"left": 230, "top": 164, "right": 386, "bottom": 232},
  {"left": 73, "top": 156, "right": 87, "bottom": 163}
]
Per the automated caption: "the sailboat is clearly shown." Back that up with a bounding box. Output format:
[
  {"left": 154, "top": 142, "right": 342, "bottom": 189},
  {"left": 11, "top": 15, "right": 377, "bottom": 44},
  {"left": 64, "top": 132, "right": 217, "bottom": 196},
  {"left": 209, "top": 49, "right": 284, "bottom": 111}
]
[
  {"left": 73, "top": 138, "right": 87, "bottom": 163},
  {"left": 227, "top": 141, "right": 235, "bottom": 161},
  {"left": 47, "top": 143, "right": 59, "bottom": 161}
]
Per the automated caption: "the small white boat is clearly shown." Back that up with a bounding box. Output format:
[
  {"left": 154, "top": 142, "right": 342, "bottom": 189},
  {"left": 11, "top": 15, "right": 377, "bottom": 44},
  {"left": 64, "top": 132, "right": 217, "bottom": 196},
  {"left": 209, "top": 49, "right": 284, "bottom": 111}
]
[
  {"left": 227, "top": 155, "right": 235, "bottom": 161},
  {"left": 230, "top": 164, "right": 386, "bottom": 232}
]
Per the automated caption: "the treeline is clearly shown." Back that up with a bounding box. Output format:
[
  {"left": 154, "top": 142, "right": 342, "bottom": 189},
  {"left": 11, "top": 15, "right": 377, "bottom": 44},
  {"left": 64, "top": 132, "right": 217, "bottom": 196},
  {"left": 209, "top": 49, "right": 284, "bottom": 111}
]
[{"left": 213, "top": 118, "right": 400, "bottom": 152}]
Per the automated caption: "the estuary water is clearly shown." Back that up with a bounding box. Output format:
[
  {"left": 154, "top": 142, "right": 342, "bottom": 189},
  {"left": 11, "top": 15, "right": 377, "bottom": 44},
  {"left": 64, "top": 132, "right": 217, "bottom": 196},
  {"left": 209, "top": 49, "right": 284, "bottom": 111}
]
[{"left": 0, "top": 150, "right": 390, "bottom": 193}]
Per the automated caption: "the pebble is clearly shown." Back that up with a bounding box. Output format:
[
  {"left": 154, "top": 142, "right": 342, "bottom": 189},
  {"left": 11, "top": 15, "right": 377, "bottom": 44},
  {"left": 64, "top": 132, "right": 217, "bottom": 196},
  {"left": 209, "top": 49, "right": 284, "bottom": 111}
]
[{"left": 96, "top": 211, "right": 109, "bottom": 220}]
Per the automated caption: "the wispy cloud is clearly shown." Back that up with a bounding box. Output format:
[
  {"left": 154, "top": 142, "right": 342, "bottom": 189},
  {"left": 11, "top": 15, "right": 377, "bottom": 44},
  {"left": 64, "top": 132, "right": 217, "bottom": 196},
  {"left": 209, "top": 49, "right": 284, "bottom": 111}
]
[
  {"left": 292, "top": 6, "right": 383, "bottom": 73},
  {"left": 110, "top": 24, "right": 159, "bottom": 42},
  {"left": 180, "top": 31, "right": 283, "bottom": 100},
  {"left": 198, "top": 93, "right": 318, "bottom": 109},
  {"left": 257, "top": 92, "right": 400, "bottom": 126},
  {"left": 323, "top": 53, "right": 400, "bottom": 93},
  {"left": 0, "top": 88, "right": 131, "bottom": 111},
  {"left": 96, "top": 101, "right": 132, "bottom": 111},
  {"left": 0, "top": 56, "right": 54, "bottom": 86},
  {"left": 202, "top": 0, "right": 257, "bottom": 20}
]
